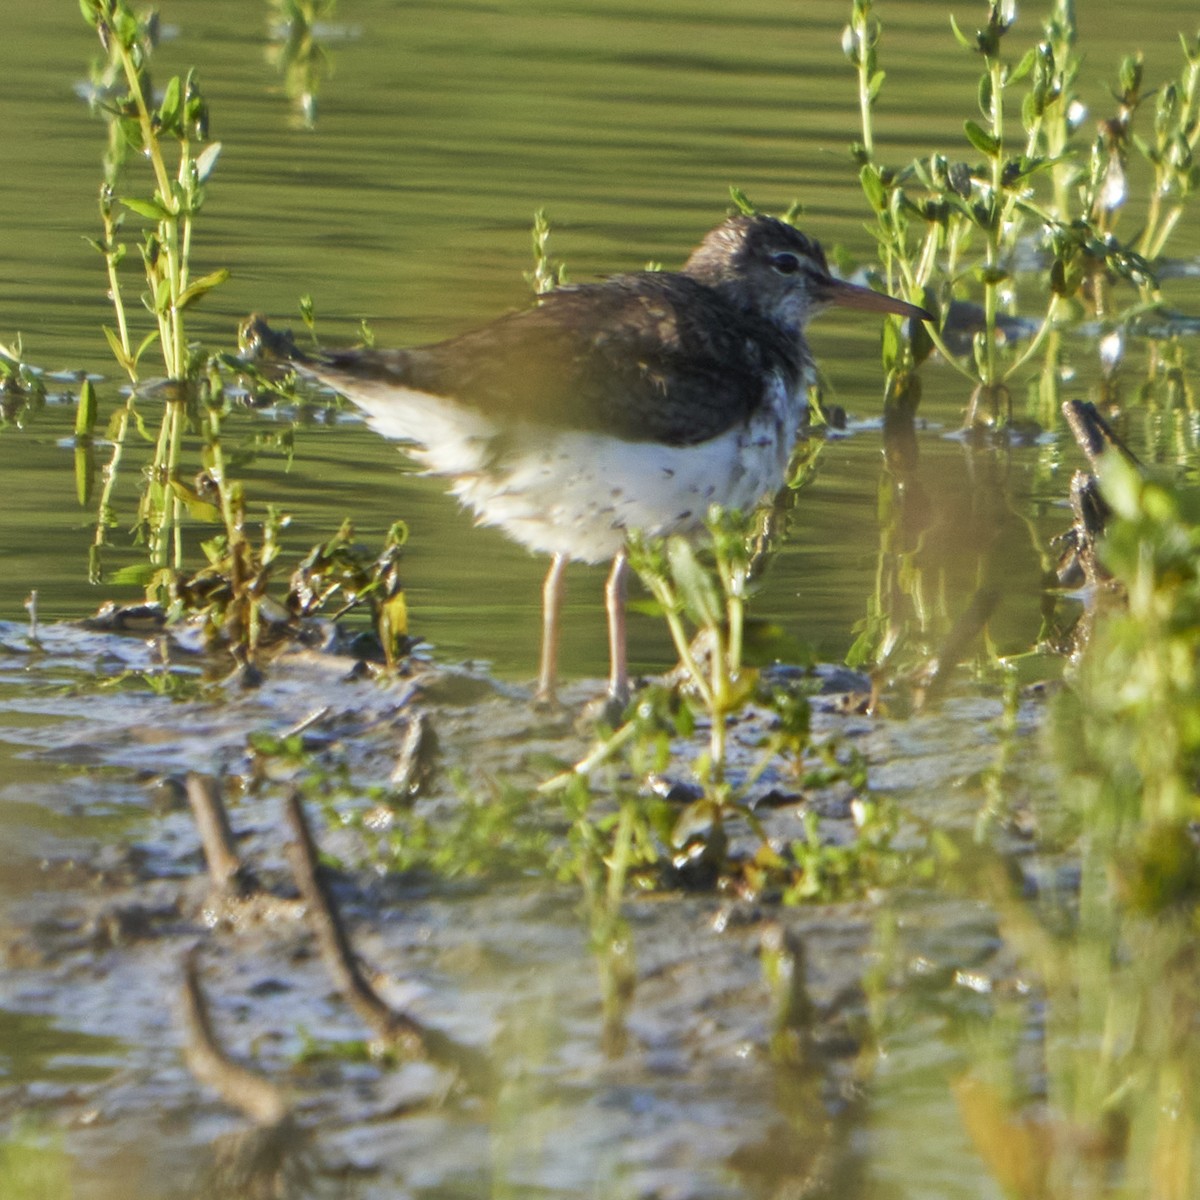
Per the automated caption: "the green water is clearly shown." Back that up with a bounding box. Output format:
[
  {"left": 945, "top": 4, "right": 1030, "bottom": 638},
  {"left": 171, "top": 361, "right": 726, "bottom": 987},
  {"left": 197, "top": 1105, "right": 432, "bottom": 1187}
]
[{"left": 1, "top": 0, "right": 1197, "bottom": 682}]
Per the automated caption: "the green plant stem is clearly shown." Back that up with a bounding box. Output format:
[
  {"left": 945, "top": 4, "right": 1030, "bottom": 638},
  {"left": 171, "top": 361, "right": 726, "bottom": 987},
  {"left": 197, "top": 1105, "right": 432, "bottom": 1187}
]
[
  {"left": 101, "top": 200, "right": 135, "bottom": 380},
  {"left": 855, "top": 23, "right": 875, "bottom": 159},
  {"left": 1142, "top": 204, "right": 1184, "bottom": 262},
  {"left": 652, "top": 582, "right": 717, "bottom": 711},
  {"left": 91, "top": 395, "right": 136, "bottom": 576},
  {"left": 168, "top": 399, "right": 185, "bottom": 569},
  {"left": 110, "top": 34, "right": 186, "bottom": 379},
  {"left": 537, "top": 720, "right": 644, "bottom": 793},
  {"left": 983, "top": 56, "right": 1006, "bottom": 388},
  {"left": 1001, "top": 293, "right": 1065, "bottom": 381}
]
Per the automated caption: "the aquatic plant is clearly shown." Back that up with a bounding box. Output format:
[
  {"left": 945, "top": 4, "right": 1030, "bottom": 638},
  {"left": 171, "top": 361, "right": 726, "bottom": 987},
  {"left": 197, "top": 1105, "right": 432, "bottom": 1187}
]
[
  {"left": 265, "top": 0, "right": 339, "bottom": 129},
  {"left": 0, "top": 336, "right": 47, "bottom": 429},
  {"left": 75, "top": 2, "right": 411, "bottom": 665},
  {"left": 1058, "top": 453, "right": 1200, "bottom": 880},
  {"left": 79, "top": 0, "right": 231, "bottom": 590},
  {"left": 846, "top": 0, "right": 1199, "bottom": 425}
]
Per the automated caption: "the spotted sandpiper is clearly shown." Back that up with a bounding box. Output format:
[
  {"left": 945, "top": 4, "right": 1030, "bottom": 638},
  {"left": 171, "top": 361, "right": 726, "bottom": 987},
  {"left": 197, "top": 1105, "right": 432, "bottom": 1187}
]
[{"left": 246, "top": 214, "right": 928, "bottom": 708}]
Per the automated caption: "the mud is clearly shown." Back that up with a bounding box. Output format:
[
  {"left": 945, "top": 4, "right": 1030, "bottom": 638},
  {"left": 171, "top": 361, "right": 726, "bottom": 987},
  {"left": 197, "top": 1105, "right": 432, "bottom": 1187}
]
[{"left": 0, "top": 620, "right": 1047, "bottom": 1199}]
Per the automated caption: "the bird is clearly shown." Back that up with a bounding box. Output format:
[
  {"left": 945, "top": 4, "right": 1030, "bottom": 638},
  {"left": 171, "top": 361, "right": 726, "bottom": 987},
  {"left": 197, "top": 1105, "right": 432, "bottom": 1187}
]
[{"left": 244, "top": 214, "right": 929, "bottom": 710}]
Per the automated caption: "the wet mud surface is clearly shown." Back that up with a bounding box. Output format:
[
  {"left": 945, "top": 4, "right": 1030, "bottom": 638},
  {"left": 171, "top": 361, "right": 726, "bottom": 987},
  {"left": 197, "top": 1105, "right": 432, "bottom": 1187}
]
[{"left": 0, "top": 620, "right": 1052, "bottom": 1199}]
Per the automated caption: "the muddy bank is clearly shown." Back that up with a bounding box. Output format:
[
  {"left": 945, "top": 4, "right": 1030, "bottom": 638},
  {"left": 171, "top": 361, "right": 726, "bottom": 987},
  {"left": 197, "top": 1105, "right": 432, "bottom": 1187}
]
[{"left": 0, "top": 620, "right": 1046, "bottom": 1199}]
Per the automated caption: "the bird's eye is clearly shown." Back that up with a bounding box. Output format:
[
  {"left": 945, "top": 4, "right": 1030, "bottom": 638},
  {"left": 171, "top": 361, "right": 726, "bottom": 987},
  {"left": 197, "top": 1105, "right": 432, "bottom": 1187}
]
[{"left": 771, "top": 252, "right": 802, "bottom": 275}]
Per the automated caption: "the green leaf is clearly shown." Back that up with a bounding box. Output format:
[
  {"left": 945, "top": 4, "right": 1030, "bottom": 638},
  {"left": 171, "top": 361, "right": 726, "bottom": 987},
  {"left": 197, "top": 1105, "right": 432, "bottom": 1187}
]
[
  {"left": 158, "top": 76, "right": 182, "bottom": 129},
  {"left": 975, "top": 264, "right": 1009, "bottom": 285},
  {"left": 1021, "top": 91, "right": 1039, "bottom": 130},
  {"left": 880, "top": 313, "right": 900, "bottom": 371},
  {"left": 75, "top": 442, "right": 95, "bottom": 507},
  {"left": 377, "top": 592, "right": 409, "bottom": 668},
  {"left": 102, "top": 325, "right": 133, "bottom": 373},
  {"left": 667, "top": 538, "right": 721, "bottom": 628},
  {"left": 964, "top": 119, "right": 1001, "bottom": 157},
  {"left": 75, "top": 378, "right": 98, "bottom": 437},
  {"left": 1097, "top": 454, "right": 1143, "bottom": 521},
  {"left": 110, "top": 563, "right": 157, "bottom": 587},
  {"left": 176, "top": 267, "right": 231, "bottom": 311},
  {"left": 729, "top": 185, "right": 757, "bottom": 215},
  {"left": 867, "top": 70, "right": 886, "bottom": 102},
  {"left": 627, "top": 597, "right": 666, "bottom": 618},
  {"left": 199, "top": 535, "right": 227, "bottom": 565},
  {"left": 859, "top": 163, "right": 887, "bottom": 213},
  {"left": 1010, "top": 46, "right": 1037, "bottom": 83},
  {"left": 131, "top": 408, "right": 153, "bottom": 442},
  {"left": 169, "top": 480, "right": 221, "bottom": 523},
  {"left": 948, "top": 13, "right": 976, "bottom": 51},
  {"left": 978, "top": 73, "right": 993, "bottom": 120},
  {"left": 134, "top": 329, "right": 160, "bottom": 366},
  {"left": 120, "top": 196, "right": 172, "bottom": 221}
]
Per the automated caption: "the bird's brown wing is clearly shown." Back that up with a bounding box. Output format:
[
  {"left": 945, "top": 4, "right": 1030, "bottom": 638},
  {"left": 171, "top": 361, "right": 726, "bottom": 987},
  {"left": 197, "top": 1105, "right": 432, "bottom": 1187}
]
[{"left": 318, "top": 274, "right": 807, "bottom": 448}]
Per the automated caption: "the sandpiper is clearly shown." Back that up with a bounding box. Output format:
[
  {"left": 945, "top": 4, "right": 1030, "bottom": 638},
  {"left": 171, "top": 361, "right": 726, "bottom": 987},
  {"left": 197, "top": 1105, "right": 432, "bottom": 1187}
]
[{"left": 246, "top": 214, "right": 928, "bottom": 708}]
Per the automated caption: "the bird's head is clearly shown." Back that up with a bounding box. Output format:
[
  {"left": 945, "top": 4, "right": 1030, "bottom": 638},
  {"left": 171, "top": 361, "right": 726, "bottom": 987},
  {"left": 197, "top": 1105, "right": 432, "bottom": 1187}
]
[{"left": 683, "top": 214, "right": 929, "bottom": 333}]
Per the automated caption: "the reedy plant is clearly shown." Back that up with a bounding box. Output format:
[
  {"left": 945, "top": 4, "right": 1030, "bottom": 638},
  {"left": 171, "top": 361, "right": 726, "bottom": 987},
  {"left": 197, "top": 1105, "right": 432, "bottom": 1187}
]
[
  {"left": 265, "top": 0, "right": 339, "bottom": 129},
  {"left": 80, "top": 0, "right": 228, "bottom": 594},
  {"left": 628, "top": 506, "right": 758, "bottom": 790},
  {"left": 0, "top": 336, "right": 47, "bottom": 428},
  {"left": 78, "top": 2, "right": 409, "bottom": 664},
  {"left": 846, "top": 0, "right": 1197, "bottom": 426}
]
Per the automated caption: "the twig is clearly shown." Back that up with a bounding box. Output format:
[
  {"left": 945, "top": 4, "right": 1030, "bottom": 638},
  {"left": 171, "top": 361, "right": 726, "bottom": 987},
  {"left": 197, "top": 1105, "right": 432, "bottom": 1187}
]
[
  {"left": 180, "top": 948, "right": 291, "bottom": 1128},
  {"left": 282, "top": 791, "right": 491, "bottom": 1092},
  {"left": 278, "top": 706, "right": 332, "bottom": 742},
  {"left": 186, "top": 773, "right": 250, "bottom": 895}
]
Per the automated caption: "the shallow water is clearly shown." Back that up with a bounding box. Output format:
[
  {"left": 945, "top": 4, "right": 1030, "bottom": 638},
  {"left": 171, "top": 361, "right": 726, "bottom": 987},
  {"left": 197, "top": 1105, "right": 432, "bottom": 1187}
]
[
  {"left": 1, "top": 0, "right": 1198, "bottom": 673},
  {"left": 2, "top": 2, "right": 1200, "bottom": 1198}
]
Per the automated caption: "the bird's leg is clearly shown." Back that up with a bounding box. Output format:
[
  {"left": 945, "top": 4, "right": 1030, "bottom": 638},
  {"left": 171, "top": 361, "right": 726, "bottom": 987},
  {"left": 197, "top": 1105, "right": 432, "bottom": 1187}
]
[
  {"left": 536, "top": 552, "right": 569, "bottom": 707},
  {"left": 605, "top": 550, "right": 630, "bottom": 710}
]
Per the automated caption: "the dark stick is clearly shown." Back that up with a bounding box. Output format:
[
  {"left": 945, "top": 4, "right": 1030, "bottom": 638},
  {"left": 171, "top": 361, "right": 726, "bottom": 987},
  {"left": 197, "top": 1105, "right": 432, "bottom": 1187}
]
[
  {"left": 281, "top": 791, "right": 492, "bottom": 1092},
  {"left": 180, "top": 948, "right": 291, "bottom": 1128},
  {"left": 186, "top": 773, "right": 246, "bottom": 893}
]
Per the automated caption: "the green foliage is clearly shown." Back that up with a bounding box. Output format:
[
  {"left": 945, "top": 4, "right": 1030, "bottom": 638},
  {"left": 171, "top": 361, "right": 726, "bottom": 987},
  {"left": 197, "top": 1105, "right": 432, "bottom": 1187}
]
[
  {"left": 951, "top": 456, "right": 1200, "bottom": 1200},
  {"left": 526, "top": 208, "right": 566, "bottom": 295},
  {"left": 380, "top": 773, "right": 553, "bottom": 882},
  {"left": 265, "top": 0, "right": 339, "bottom": 129},
  {"left": 846, "top": 0, "right": 1197, "bottom": 424},
  {"left": 628, "top": 506, "right": 759, "bottom": 789},
  {"left": 76, "top": 4, "right": 410, "bottom": 665},
  {"left": 0, "top": 336, "right": 47, "bottom": 431},
  {"left": 80, "top": 0, "right": 224, "bottom": 384},
  {"left": 1058, "top": 456, "right": 1200, "bottom": 873},
  {"left": 80, "top": 0, "right": 233, "bottom": 593},
  {"left": 287, "top": 519, "right": 410, "bottom": 667}
]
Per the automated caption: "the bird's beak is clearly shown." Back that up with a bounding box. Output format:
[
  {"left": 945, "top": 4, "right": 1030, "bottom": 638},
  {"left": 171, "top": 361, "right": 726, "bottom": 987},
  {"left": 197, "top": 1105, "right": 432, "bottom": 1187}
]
[{"left": 819, "top": 276, "right": 931, "bottom": 322}]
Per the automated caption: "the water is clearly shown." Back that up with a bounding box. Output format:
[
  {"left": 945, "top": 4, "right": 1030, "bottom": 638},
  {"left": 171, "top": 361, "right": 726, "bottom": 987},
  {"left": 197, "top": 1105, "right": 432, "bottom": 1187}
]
[
  {"left": 2, "top": 0, "right": 1197, "bottom": 677},
  {"left": 2, "top": 2, "right": 1200, "bottom": 1197}
]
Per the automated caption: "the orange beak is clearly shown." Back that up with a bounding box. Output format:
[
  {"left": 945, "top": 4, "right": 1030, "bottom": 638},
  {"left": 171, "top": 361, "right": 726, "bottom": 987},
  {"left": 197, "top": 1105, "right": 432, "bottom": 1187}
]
[{"left": 819, "top": 276, "right": 931, "bottom": 322}]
